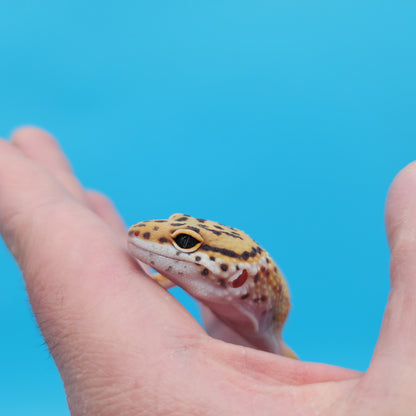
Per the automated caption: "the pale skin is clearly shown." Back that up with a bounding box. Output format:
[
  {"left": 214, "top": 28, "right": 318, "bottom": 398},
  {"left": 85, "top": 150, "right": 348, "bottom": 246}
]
[{"left": 0, "top": 128, "right": 415, "bottom": 416}]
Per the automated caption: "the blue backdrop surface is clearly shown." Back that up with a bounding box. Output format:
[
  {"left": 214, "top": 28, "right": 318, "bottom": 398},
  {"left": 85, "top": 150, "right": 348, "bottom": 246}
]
[{"left": 1, "top": 1, "right": 416, "bottom": 414}]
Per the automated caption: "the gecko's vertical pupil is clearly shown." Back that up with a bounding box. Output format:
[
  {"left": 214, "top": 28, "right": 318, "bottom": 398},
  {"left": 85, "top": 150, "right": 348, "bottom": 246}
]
[{"left": 174, "top": 233, "right": 200, "bottom": 249}]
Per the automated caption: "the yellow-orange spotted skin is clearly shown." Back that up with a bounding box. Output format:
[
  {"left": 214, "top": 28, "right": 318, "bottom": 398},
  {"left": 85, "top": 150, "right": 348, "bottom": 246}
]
[{"left": 127, "top": 213, "right": 296, "bottom": 358}]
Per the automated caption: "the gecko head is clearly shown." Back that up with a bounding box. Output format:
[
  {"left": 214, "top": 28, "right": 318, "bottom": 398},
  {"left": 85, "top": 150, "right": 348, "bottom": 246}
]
[
  {"left": 127, "top": 213, "right": 266, "bottom": 301},
  {"left": 128, "top": 214, "right": 293, "bottom": 354}
]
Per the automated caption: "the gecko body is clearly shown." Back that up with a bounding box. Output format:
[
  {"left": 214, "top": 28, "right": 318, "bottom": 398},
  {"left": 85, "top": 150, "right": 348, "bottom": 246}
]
[{"left": 128, "top": 213, "right": 296, "bottom": 358}]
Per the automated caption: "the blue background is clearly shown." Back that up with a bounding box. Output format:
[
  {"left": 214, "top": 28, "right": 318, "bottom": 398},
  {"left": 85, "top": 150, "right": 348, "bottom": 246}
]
[{"left": 1, "top": 1, "right": 415, "bottom": 414}]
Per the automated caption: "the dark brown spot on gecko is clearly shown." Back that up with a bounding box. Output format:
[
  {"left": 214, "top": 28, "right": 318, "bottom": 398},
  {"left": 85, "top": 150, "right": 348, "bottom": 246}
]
[
  {"left": 253, "top": 298, "right": 260, "bottom": 303},
  {"left": 171, "top": 222, "right": 186, "bottom": 227},
  {"left": 254, "top": 274, "right": 259, "bottom": 283},
  {"left": 197, "top": 218, "right": 206, "bottom": 223},
  {"left": 159, "top": 237, "right": 168, "bottom": 243},
  {"left": 221, "top": 231, "right": 243, "bottom": 240},
  {"left": 232, "top": 269, "right": 248, "bottom": 288},
  {"left": 154, "top": 220, "right": 167, "bottom": 223},
  {"left": 153, "top": 226, "right": 159, "bottom": 231},
  {"left": 201, "top": 268, "right": 209, "bottom": 276},
  {"left": 200, "top": 244, "right": 258, "bottom": 260},
  {"left": 198, "top": 224, "right": 242, "bottom": 239},
  {"left": 261, "top": 295, "right": 268, "bottom": 302},
  {"left": 137, "top": 223, "right": 146, "bottom": 227},
  {"left": 143, "top": 232, "right": 151, "bottom": 239},
  {"left": 241, "top": 293, "right": 249, "bottom": 299},
  {"left": 187, "top": 226, "right": 200, "bottom": 233},
  {"left": 175, "top": 216, "right": 190, "bottom": 222},
  {"left": 266, "top": 257, "right": 270, "bottom": 263},
  {"left": 217, "top": 278, "right": 227, "bottom": 287},
  {"left": 200, "top": 245, "right": 239, "bottom": 258},
  {"left": 195, "top": 256, "right": 201, "bottom": 262},
  {"left": 210, "top": 256, "right": 216, "bottom": 261},
  {"left": 220, "top": 263, "right": 229, "bottom": 271},
  {"left": 214, "top": 225, "right": 224, "bottom": 230}
]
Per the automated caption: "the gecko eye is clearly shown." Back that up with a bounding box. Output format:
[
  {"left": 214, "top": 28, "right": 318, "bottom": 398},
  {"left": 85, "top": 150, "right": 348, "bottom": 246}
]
[
  {"left": 171, "top": 229, "right": 203, "bottom": 252},
  {"left": 174, "top": 234, "right": 199, "bottom": 249}
]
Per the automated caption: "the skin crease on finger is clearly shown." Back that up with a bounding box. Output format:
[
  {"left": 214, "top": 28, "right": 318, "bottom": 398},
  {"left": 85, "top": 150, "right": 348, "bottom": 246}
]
[{"left": 1, "top": 128, "right": 416, "bottom": 415}]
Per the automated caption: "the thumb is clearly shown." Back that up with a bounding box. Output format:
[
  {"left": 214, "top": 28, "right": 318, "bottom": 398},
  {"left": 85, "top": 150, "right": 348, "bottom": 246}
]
[{"left": 367, "top": 162, "right": 416, "bottom": 384}]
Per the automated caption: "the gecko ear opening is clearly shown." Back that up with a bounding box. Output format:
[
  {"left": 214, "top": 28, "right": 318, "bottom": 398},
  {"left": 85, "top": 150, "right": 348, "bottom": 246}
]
[
  {"left": 171, "top": 229, "right": 203, "bottom": 252},
  {"left": 230, "top": 269, "right": 248, "bottom": 288}
]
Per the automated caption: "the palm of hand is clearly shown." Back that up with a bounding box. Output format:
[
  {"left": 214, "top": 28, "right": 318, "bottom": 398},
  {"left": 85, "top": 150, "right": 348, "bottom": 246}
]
[{"left": 0, "top": 128, "right": 414, "bottom": 416}]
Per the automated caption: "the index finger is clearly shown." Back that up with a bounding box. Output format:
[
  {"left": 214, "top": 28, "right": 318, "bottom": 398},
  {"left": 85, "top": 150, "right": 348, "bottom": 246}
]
[{"left": 0, "top": 134, "right": 205, "bottom": 407}]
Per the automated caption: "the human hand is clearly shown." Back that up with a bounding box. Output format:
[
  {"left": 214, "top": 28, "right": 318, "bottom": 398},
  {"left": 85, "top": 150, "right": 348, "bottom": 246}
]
[{"left": 0, "top": 127, "right": 414, "bottom": 415}]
